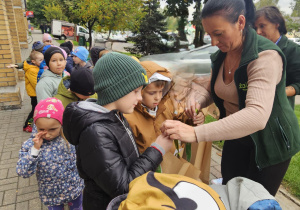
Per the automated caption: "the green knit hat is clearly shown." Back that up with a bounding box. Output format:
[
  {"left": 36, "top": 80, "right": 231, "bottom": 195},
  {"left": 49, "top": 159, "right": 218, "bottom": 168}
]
[{"left": 93, "top": 52, "right": 148, "bottom": 105}]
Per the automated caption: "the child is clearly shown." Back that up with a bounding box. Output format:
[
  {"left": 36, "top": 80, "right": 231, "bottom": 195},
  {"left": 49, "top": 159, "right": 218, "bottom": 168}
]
[
  {"left": 6, "top": 41, "right": 44, "bottom": 69},
  {"left": 124, "top": 61, "right": 204, "bottom": 154},
  {"left": 90, "top": 47, "right": 109, "bottom": 66},
  {"left": 16, "top": 98, "right": 84, "bottom": 209},
  {"left": 60, "top": 46, "right": 73, "bottom": 74},
  {"left": 36, "top": 47, "right": 66, "bottom": 102},
  {"left": 71, "top": 46, "right": 92, "bottom": 71},
  {"left": 22, "top": 51, "right": 44, "bottom": 132},
  {"left": 62, "top": 52, "right": 173, "bottom": 209},
  {"left": 43, "top": 33, "right": 52, "bottom": 46},
  {"left": 54, "top": 67, "right": 95, "bottom": 108}
]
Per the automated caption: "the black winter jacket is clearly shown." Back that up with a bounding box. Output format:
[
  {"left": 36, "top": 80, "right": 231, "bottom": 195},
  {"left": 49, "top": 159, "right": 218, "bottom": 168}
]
[{"left": 63, "top": 100, "right": 163, "bottom": 209}]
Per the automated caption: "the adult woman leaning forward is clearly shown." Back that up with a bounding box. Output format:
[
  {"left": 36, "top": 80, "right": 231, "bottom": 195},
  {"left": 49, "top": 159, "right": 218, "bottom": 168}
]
[
  {"left": 255, "top": 6, "right": 300, "bottom": 109},
  {"left": 161, "top": 0, "right": 300, "bottom": 196}
]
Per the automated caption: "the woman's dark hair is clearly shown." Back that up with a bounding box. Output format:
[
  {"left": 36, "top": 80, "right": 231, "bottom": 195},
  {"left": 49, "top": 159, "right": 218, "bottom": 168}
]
[
  {"left": 255, "top": 6, "right": 287, "bottom": 35},
  {"left": 201, "top": 0, "right": 256, "bottom": 29}
]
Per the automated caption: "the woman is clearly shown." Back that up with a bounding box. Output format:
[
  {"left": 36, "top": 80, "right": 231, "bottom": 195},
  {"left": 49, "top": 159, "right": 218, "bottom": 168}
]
[
  {"left": 255, "top": 6, "right": 300, "bottom": 109},
  {"left": 161, "top": 0, "right": 300, "bottom": 196}
]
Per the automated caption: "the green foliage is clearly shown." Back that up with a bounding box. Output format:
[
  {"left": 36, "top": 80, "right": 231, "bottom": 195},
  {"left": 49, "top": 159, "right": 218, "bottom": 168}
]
[
  {"left": 204, "top": 115, "right": 224, "bottom": 148},
  {"left": 166, "top": 16, "right": 178, "bottom": 32},
  {"left": 98, "top": 0, "right": 145, "bottom": 35},
  {"left": 119, "top": 52, "right": 142, "bottom": 58},
  {"left": 57, "top": 40, "right": 79, "bottom": 46},
  {"left": 291, "top": 0, "right": 300, "bottom": 17},
  {"left": 282, "top": 105, "right": 300, "bottom": 199},
  {"left": 43, "top": 3, "right": 67, "bottom": 22},
  {"left": 192, "top": 0, "right": 204, "bottom": 47},
  {"left": 254, "top": 0, "right": 279, "bottom": 9},
  {"left": 164, "top": 0, "right": 193, "bottom": 41},
  {"left": 125, "top": 0, "right": 168, "bottom": 55},
  {"left": 27, "top": 0, "right": 50, "bottom": 25},
  {"left": 284, "top": 14, "right": 300, "bottom": 36}
]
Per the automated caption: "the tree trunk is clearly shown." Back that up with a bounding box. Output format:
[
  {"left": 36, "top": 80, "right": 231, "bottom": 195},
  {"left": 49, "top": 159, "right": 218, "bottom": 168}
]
[
  {"left": 88, "top": 24, "right": 93, "bottom": 50},
  {"left": 178, "top": 17, "right": 187, "bottom": 41}
]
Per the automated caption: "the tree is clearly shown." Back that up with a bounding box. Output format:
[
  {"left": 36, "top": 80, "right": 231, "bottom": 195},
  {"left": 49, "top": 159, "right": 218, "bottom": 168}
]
[
  {"left": 255, "top": 0, "right": 279, "bottom": 9},
  {"left": 43, "top": 3, "right": 67, "bottom": 22},
  {"left": 74, "top": 0, "right": 102, "bottom": 49},
  {"left": 285, "top": 14, "right": 300, "bottom": 36},
  {"left": 291, "top": 0, "right": 300, "bottom": 17},
  {"left": 166, "top": 16, "right": 179, "bottom": 32},
  {"left": 165, "top": 0, "right": 194, "bottom": 41},
  {"left": 126, "top": 0, "right": 167, "bottom": 55},
  {"left": 27, "top": 0, "right": 50, "bottom": 25},
  {"left": 98, "top": 0, "right": 145, "bottom": 39}
]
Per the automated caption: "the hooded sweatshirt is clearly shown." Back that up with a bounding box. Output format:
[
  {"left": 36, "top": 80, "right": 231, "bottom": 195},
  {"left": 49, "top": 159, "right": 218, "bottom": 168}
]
[
  {"left": 23, "top": 60, "right": 39, "bottom": 97},
  {"left": 124, "top": 61, "right": 187, "bottom": 154},
  {"left": 36, "top": 69, "right": 62, "bottom": 102},
  {"left": 62, "top": 98, "right": 163, "bottom": 209}
]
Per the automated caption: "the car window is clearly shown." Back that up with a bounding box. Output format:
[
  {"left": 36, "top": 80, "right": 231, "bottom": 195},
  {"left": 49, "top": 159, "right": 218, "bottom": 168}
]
[{"left": 79, "top": 28, "right": 88, "bottom": 33}]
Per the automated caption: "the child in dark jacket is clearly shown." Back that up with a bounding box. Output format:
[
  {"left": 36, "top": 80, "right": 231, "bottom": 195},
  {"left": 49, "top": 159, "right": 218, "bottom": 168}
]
[
  {"left": 54, "top": 67, "right": 96, "bottom": 108},
  {"left": 72, "top": 46, "right": 92, "bottom": 71},
  {"left": 63, "top": 52, "right": 173, "bottom": 209},
  {"left": 60, "top": 42, "right": 74, "bottom": 74},
  {"left": 16, "top": 98, "right": 84, "bottom": 209}
]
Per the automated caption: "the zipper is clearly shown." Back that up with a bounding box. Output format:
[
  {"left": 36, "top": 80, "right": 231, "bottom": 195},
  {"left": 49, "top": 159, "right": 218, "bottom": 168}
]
[
  {"left": 115, "top": 114, "right": 139, "bottom": 157},
  {"left": 276, "top": 117, "right": 290, "bottom": 150},
  {"left": 250, "top": 135, "right": 261, "bottom": 171}
]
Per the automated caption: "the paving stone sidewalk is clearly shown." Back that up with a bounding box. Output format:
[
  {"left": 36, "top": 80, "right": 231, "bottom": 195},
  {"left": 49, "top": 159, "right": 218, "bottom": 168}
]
[{"left": 0, "top": 30, "right": 299, "bottom": 209}]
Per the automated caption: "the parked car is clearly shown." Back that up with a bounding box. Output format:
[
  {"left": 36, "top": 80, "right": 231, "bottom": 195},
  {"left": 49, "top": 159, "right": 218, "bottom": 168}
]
[
  {"left": 288, "top": 37, "right": 300, "bottom": 43},
  {"left": 140, "top": 44, "right": 218, "bottom": 76},
  {"left": 203, "top": 35, "right": 211, "bottom": 44}
]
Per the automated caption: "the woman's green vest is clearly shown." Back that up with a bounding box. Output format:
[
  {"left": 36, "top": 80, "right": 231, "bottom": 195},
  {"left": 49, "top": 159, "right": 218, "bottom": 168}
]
[{"left": 210, "top": 28, "right": 300, "bottom": 169}]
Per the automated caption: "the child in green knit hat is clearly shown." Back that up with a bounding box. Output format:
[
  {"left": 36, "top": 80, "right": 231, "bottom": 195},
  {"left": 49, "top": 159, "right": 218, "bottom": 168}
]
[{"left": 62, "top": 52, "right": 174, "bottom": 209}]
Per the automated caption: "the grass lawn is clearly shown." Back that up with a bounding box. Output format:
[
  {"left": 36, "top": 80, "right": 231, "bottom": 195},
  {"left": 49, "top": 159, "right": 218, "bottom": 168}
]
[
  {"left": 206, "top": 105, "right": 300, "bottom": 199},
  {"left": 282, "top": 104, "right": 300, "bottom": 199},
  {"left": 119, "top": 52, "right": 142, "bottom": 58},
  {"left": 56, "top": 40, "right": 89, "bottom": 47}
]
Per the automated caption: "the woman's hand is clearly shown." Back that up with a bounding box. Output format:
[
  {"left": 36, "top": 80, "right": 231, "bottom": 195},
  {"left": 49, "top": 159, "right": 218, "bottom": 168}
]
[
  {"left": 193, "top": 111, "right": 205, "bottom": 125},
  {"left": 161, "top": 120, "right": 197, "bottom": 143},
  {"left": 32, "top": 131, "right": 46, "bottom": 150},
  {"left": 154, "top": 134, "right": 173, "bottom": 153},
  {"left": 185, "top": 91, "right": 201, "bottom": 119}
]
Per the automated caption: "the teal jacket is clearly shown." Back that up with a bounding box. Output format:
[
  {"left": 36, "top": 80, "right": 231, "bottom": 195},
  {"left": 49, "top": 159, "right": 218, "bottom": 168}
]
[
  {"left": 210, "top": 28, "right": 300, "bottom": 169},
  {"left": 277, "top": 35, "right": 300, "bottom": 109}
]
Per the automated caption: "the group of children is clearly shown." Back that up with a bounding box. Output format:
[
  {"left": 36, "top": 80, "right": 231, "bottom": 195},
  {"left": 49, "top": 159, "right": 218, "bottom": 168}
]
[{"left": 15, "top": 34, "right": 205, "bottom": 209}]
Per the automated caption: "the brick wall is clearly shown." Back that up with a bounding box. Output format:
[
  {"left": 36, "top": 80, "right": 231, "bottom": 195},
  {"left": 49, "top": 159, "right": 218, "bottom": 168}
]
[
  {"left": 0, "top": 91, "right": 22, "bottom": 109},
  {"left": 5, "top": 0, "right": 21, "bottom": 63},
  {"left": 0, "top": 0, "right": 22, "bottom": 109},
  {"left": 13, "top": 0, "right": 27, "bottom": 49},
  {"left": 14, "top": 8, "right": 28, "bottom": 49}
]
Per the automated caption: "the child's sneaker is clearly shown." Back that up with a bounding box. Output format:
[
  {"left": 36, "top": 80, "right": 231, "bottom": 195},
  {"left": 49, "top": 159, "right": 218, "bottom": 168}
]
[
  {"left": 23, "top": 125, "right": 32, "bottom": 133},
  {"left": 211, "top": 178, "right": 223, "bottom": 185}
]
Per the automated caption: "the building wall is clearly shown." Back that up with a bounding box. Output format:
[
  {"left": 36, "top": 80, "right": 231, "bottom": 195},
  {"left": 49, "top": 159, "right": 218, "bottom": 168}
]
[
  {"left": 5, "top": 0, "right": 21, "bottom": 63},
  {"left": 13, "top": 0, "right": 28, "bottom": 49},
  {"left": 0, "top": 0, "right": 24, "bottom": 109}
]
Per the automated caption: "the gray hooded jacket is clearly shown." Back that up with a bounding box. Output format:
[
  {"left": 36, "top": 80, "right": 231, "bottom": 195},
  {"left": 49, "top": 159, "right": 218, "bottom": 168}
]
[{"left": 36, "top": 69, "right": 62, "bottom": 102}]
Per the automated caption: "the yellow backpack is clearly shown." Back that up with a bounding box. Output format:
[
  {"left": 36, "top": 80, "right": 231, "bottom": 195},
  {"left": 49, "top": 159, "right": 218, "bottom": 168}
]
[{"left": 119, "top": 172, "right": 226, "bottom": 210}]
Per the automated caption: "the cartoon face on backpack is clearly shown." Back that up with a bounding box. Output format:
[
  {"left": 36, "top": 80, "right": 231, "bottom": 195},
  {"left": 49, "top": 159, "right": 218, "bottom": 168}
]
[{"left": 118, "top": 172, "right": 226, "bottom": 210}]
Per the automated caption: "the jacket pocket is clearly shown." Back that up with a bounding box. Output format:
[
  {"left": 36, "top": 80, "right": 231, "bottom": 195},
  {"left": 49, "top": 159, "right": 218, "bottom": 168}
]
[{"left": 275, "top": 117, "right": 290, "bottom": 151}]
